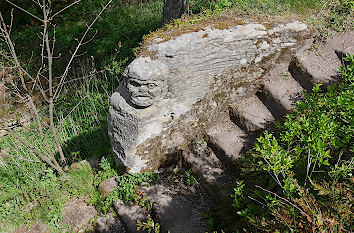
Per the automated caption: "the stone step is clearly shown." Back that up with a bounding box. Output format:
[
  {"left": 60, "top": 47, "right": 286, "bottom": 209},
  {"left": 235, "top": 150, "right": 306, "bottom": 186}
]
[
  {"left": 328, "top": 31, "right": 354, "bottom": 61},
  {"left": 289, "top": 45, "right": 342, "bottom": 91},
  {"left": 229, "top": 94, "right": 275, "bottom": 132},
  {"left": 95, "top": 213, "right": 127, "bottom": 233},
  {"left": 140, "top": 183, "right": 210, "bottom": 233},
  {"left": 257, "top": 62, "right": 304, "bottom": 119},
  {"left": 113, "top": 200, "right": 149, "bottom": 233},
  {"left": 183, "top": 143, "right": 234, "bottom": 199},
  {"left": 205, "top": 112, "right": 247, "bottom": 171}
]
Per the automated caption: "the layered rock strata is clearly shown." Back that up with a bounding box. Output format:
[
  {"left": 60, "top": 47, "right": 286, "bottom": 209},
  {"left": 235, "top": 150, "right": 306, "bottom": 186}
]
[{"left": 108, "top": 19, "right": 312, "bottom": 172}]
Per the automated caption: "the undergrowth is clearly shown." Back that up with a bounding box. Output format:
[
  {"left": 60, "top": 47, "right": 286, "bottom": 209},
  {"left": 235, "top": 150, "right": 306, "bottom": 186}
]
[
  {"left": 90, "top": 156, "right": 159, "bottom": 214},
  {"left": 232, "top": 54, "right": 354, "bottom": 232},
  {"left": 0, "top": 159, "right": 95, "bottom": 232}
]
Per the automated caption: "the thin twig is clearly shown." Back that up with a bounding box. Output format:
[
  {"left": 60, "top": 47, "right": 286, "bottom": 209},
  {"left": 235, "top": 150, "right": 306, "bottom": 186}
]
[
  {"left": 5, "top": 0, "right": 43, "bottom": 22},
  {"left": 255, "top": 185, "right": 311, "bottom": 220},
  {"left": 54, "top": 0, "right": 113, "bottom": 100},
  {"left": 51, "top": 0, "right": 81, "bottom": 19}
]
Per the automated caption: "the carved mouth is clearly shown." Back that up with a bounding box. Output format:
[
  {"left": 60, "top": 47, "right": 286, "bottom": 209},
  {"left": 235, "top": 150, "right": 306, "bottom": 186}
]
[{"left": 132, "top": 95, "right": 152, "bottom": 102}]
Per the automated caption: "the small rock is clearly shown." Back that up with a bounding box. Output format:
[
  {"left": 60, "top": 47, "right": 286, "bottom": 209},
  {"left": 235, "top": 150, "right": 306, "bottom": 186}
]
[
  {"left": 62, "top": 198, "right": 98, "bottom": 232},
  {"left": 95, "top": 213, "right": 127, "bottom": 233},
  {"left": 70, "top": 160, "right": 92, "bottom": 171},
  {"left": 141, "top": 184, "right": 209, "bottom": 233},
  {"left": 14, "top": 221, "right": 49, "bottom": 233},
  {"left": 98, "top": 177, "right": 118, "bottom": 198},
  {"left": 113, "top": 200, "right": 148, "bottom": 233}
]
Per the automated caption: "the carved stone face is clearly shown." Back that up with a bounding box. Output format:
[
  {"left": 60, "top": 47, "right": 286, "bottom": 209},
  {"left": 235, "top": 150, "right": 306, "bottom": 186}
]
[
  {"left": 124, "top": 57, "right": 169, "bottom": 108},
  {"left": 126, "top": 77, "right": 163, "bottom": 107}
]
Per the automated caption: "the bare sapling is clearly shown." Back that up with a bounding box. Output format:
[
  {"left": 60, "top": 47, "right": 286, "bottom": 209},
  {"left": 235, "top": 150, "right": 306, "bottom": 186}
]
[{"left": 0, "top": 0, "right": 112, "bottom": 173}]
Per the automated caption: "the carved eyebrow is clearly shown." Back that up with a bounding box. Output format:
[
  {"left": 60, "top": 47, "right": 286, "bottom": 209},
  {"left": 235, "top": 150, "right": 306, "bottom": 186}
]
[{"left": 128, "top": 80, "right": 140, "bottom": 86}]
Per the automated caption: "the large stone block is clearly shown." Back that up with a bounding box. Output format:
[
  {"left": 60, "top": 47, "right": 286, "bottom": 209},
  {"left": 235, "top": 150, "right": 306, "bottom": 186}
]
[{"left": 108, "top": 19, "right": 312, "bottom": 172}]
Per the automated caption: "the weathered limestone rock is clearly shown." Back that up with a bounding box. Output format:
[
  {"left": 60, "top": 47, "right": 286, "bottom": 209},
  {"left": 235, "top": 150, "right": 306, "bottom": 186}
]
[
  {"left": 113, "top": 200, "right": 148, "bottom": 233},
  {"left": 163, "top": 0, "right": 188, "bottom": 24},
  {"left": 98, "top": 177, "right": 118, "bottom": 198},
  {"left": 62, "top": 198, "right": 98, "bottom": 232},
  {"left": 95, "top": 213, "right": 127, "bottom": 233},
  {"left": 259, "top": 61, "right": 305, "bottom": 118},
  {"left": 141, "top": 183, "right": 210, "bottom": 233},
  {"left": 229, "top": 94, "right": 274, "bottom": 132},
  {"left": 108, "top": 19, "right": 312, "bottom": 172},
  {"left": 14, "top": 221, "right": 49, "bottom": 233},
  {"left": 329, "top": 31, "right": 354, "bottom": 58}
]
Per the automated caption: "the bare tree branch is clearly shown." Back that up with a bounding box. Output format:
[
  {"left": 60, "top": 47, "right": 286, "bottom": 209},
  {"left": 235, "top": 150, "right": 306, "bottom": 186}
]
[
  {"left": 27, "top": 96, "right": 61, "bottom": 169},
  {"left": 42, "top": 2, "right": 66, "bottom": 165},
  {"left": 51, "top": 0, "right": 81, "bottom": 19},
  {"left": 0, "top": 120, "right": 63, "bottom": 173},
  {"left": 5, "top": 0, "right": 43, "bottom": 22},
  {"left": 54, "top": 0, "right": 113, "bottom": 100}
]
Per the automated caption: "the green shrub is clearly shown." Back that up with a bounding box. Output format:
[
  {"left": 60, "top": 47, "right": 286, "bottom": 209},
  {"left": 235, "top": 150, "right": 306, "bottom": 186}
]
[{"left": 232, "top": 54, "right": 353, "bottom": 232}]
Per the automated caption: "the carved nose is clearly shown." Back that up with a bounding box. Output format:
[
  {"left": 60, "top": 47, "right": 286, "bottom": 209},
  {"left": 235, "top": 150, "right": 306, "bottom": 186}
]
[{"left": 139, "top": 86, "right": 148, "bottom": 91}]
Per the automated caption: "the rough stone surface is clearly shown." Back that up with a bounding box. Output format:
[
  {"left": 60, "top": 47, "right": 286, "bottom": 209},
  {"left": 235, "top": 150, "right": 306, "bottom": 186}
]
[
  {"left": 229, "top": 94, "right": 274, "bottom": 132},
  {"left": 205, "top": 112, "right": 247, "bottom": 166},
  {"left": 329, "top": 31, "right": 354, "bottom": 58},
  {"left": 62, "top": 198, "right": 98, "bottom": 232},
  {"left": 14, "top": 221, "right": 49, "bottom": 233},
  {"left": 98, "top": 177, "right": 118, "bottom": 198},
  {"left": 140, "top": 180, "right": 210, "bottom": 233},
  {"left": 163, "top": 0, "right": 188, "bottom": 24},
  {"left": 113, "top": 200, "right": 148, "bottom": 233},
  {"left": 108, "top": 19, "right": 311, "bottom": 172},
  {"left": 259, "top": 62, "right": 304, "bottom": 118},
  {"left": 184, "top": 142, "right": 233, "bottom": 198},
  {"left": 292, "top": 45, "right": 342, "bottom": 88},
  {"left": 95, "top": 213, "right": 127, "bottom": 233}
]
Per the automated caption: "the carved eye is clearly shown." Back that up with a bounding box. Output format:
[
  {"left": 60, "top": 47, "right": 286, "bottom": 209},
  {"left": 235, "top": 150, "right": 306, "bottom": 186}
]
[
  {"left": 148, "top": 83, "right": 156, "bottom": 89},
  {"left": 128, "top": 80, "right": 140, "bottom": 87}
]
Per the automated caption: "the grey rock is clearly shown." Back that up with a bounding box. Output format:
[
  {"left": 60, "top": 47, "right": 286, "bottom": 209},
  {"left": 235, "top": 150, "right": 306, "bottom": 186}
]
[
  {"left": 163, "top": 0, "right": 188, "bottom": 24},
  {"left": 95, "top": 213, "right": 127, "bottom": 233},
  {"left": 329, "top": 31, "right": 354, "bottom": 58},
  {"left": 293, "top": 45, "right": 342, "bottom": 86},
  {"left": 62, "top": 198, "right": 98, "bottom": 233},
  {"left": 205, "top": 112, "right": 247, "bottom": 165},
  {"left": 184, "top": 142, "right": 233, "bottom": 198},
  {"left": 98, "top": 177, "right": 118, "bottom": 198},
  {"left": 229, "top": 94, "right": 274, "bottom": 132},
  {"left": 14, "top": 221, "right": 49, "bottom": 233},
  {"left": 259, "top": 62, "right": 304, "bottom": 118},
  {"left": 141, "top": 184, "right": 209, "bottom": 233},
  {"left": 113, "top": 200, "right": 148, "bottom": 233},
  {"left": 108, "top": 20, "right": 311, "bottom": 172}
]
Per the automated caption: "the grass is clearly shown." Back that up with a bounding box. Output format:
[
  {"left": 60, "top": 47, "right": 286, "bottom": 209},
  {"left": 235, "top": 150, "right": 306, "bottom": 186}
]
[{"left": 0, "top": 1, "right": 163, "bottom": 230}]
